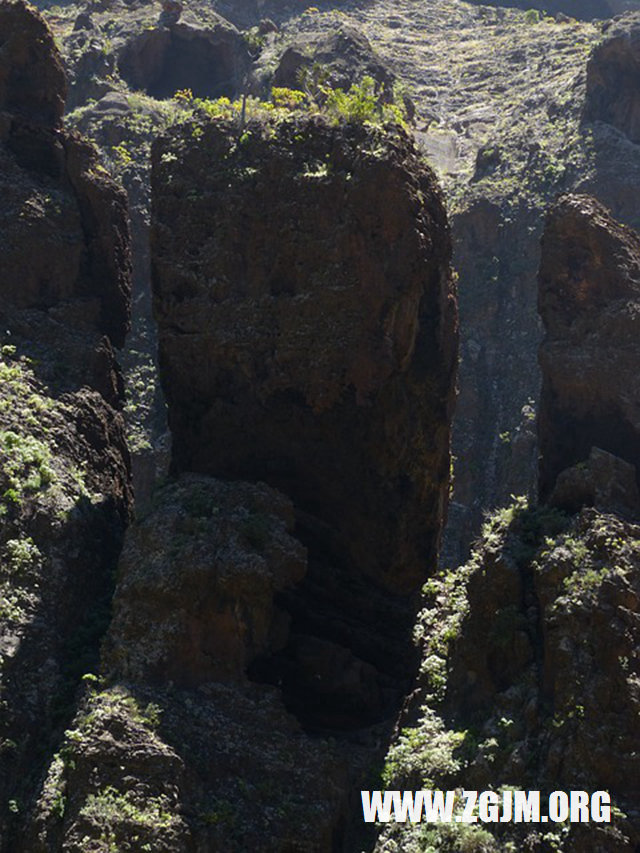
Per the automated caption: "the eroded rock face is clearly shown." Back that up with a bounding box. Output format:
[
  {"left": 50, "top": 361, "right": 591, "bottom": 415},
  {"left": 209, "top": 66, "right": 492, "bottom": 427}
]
[
  {"left": 104, "top": 475, "right": 307, "bottom": 685},
  {"left": 0, "top": 3, "right": 132, "bottom": 846},
  {"left": 118, "top": 17, "right": 250, "bottom": 100},
  {"left": 28, "top": 681, "right": 348, "bottom": 853},
  {"left": 584, "top": 13, "right": 640, "bottom": 142},
  {"left": 538, "top": 194, "right": 640, "bottom": 503},
  {"left": 380, "top": 502, "right": 640, "bottom": 852},
  {"left": 273, "top": 26, "right": 396, "bottom": 97},
  {"left": 152, "top": 113, "right": 457, "bottom": 729},
  {"left": 153, "top": 115, "right": 456, "bottom": 594},
  {"left": 0, "top": 0, "right": 66, "bottom": 126}
]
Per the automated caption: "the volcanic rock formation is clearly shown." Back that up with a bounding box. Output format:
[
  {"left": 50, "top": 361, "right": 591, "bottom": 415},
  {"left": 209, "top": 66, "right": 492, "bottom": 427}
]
[
  {"left": 538, "top": 194, "right": 640, "bottom": 508},
  {"left": 118, "top": 15, "right": 250, "bottom": 100},
  {"left": 0, "top": 2, "right": 132, "bottom": 847},
  {"left": 152, "top": 112, "right": 457, "bottom": 730},
  {"left": 272, "top": 26, "right": 396, "bottom": 99}
]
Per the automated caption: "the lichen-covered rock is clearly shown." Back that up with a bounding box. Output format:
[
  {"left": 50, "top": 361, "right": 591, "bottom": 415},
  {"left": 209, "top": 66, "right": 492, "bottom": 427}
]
[
  {"left": 24, "top": 469, "right": 367, "bottom": 851},
  {"left": 28, "top": 679, "right": 349, "bottom": 853},
  {"left": 0, "top": 3, "right": 132, "bottom": 847},
  {"left": 104, "top": 475, "right": 307, "bottom": 685},
  {"left": 379, "top": 501, "right": 640, "bottom": 852},
  {"left": 26, "top": 686, "right": 191, "bottom": 853},
  {"left": 538, "top": 194, "right": 640, "bottom": 505}
]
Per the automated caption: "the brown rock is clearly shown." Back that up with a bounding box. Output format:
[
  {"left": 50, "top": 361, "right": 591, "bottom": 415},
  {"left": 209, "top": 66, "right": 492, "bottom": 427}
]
[
  {"left": 151, "top": 113, "right": 456, "bottom": 731},
  {"left": 538, "top": 194, "right": 640, "bottom": 501},
  {"left": 0, "top": 4, "right": 132, "bottom": 845},
  {"left": 152, "top": 114, "right": 456, "bottom": 595},
  {"left": 0, "top": 0, "right": 66, "bottom": 127},
  {"left": 104, "top": 475, "right": 306, "bottom": 686},
  {"left": 584, "top": 13, "right": 640, "bottom": 143}
]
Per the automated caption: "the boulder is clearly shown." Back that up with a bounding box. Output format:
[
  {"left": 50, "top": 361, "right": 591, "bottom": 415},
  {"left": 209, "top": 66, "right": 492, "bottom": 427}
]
[
  {"left": 273, "top": 26, "right": 396, "bottom": 100},
  {"left": 104, "top": 475, "right": 307, "bottom": 686},
  {"left": 549, "top": 446, "right": 640, "bottom": 517}
]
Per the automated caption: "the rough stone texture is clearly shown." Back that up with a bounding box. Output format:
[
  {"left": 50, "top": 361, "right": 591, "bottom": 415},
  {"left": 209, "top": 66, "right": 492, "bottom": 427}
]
[
  {"left": 380, "top": 502, "right": 640, "bottom": 852},
  {"left": 272, "top": 26, "right": 396, "bottom": 97},
  {"left": 584, "top": 13, "right": 640, "bottom": 142},
  {"left": 27, "top": 681, "right": 349, "bottom": 853},
  {"left": 0, "top": 0, "right": 66, "bottom": 126},
  {"left": 118, "top": 17, "right": 250, "bottom": 100},
  {"left": 104, "top": 475, "right": 307, "bottom": 685},
  {"left": 152, "top": 113, "right": 457, "bottom": 733},
  {"left": 549, "top": 446, "right": 640, "bottom": 517},
  {"left": 0, "top": 3, "right": 132, "bottom": 848},
  {"left": 153, "top": 115, "right": 456, "bottom": 595},
  {"left": 26, "top": 479, "right": 357, "bottom": 852},
  {"left": 538, "top": 194, "right": 640, "bottom": 503}
]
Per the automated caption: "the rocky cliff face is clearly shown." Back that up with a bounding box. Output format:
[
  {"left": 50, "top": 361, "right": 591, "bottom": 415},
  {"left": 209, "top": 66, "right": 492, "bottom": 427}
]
[
  {"left": 152, "top": 112, "right": 457, "bottom": 727},
  {"left": 19, "top": 110, "right": 458, "bottom": 852},
  {"left": 584, "top": 14, "right": 640, "bottom": 141},
  {"left": 538, "top": 194, "right": 640, "bottom": 509},
  {"left": 377, "top": 190, "right": 640, "bottom": 853},
  {"left": 0, "top": 1, "right": 132, "bottom": 847},
  {"left": 28, "top": 476, "right": 348, "bottom": 853},
  {"left": 379, "top": 500, "right": 640, "bottom": 853}
]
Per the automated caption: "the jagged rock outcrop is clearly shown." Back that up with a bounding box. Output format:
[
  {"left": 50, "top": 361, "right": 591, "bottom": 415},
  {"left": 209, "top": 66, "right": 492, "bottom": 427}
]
[
  {"left": 152, "top": 112, "right": 457, "bottom": 730},
  {"left": 0, "top": 0, "right": 66, "bottom": 125},
  {"left": 0, "top": 2, "right": 132, "bottom": 848},
  {"left": 153, "top": 114, "right": 456, "bottom": 592},
  {"left": 538, "top": 194, "right": 640, "bottom": 506},
  {"left": 584, "top": 13, "right": 640, "bottom": 141},
  {"left": 118, "top": 15, "right": 250, "bottom": 100},
  {"left": 380, "top": 501, "right": 640, "bottom": 852},
  {"left": 272, "top": 27, "right": 396, "bottom": 97},
  {"left": 27, "top": 478, "right": 348, "bottom": 853},
  {"left": 378, "top": 188, "right": 640, "bottom": 853},
  {"left": 104, "top": 475, "right": 307, "bottom": 685},
  {"left": 28, "top": 678, "right": 348, "bottom": 853}
]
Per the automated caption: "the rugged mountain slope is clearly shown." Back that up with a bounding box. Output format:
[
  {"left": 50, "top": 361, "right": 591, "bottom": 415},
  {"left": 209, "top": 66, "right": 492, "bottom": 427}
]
[
  {"left": 22, "top": 107, "right": 458, "bottom": 852},
  {"left": 37, "top": 0, "right": 640, "bottom": 559},
  {"left": 5, "top": 0, "right": 640, "bottom": 850},
  {"left": 0, "top": 1, "right": 132, "bottom": 847},
  {"left": 378, "top": 196, "right": 640, "bottom": 853},
  {"left": 379, "top": 501, "right": 640, "bottom": 853}
]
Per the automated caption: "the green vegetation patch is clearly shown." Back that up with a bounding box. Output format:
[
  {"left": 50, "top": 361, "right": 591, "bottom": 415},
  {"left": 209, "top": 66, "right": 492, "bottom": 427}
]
[{"left": 172, "top": 74, "right": 408, "bottom": 131}]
